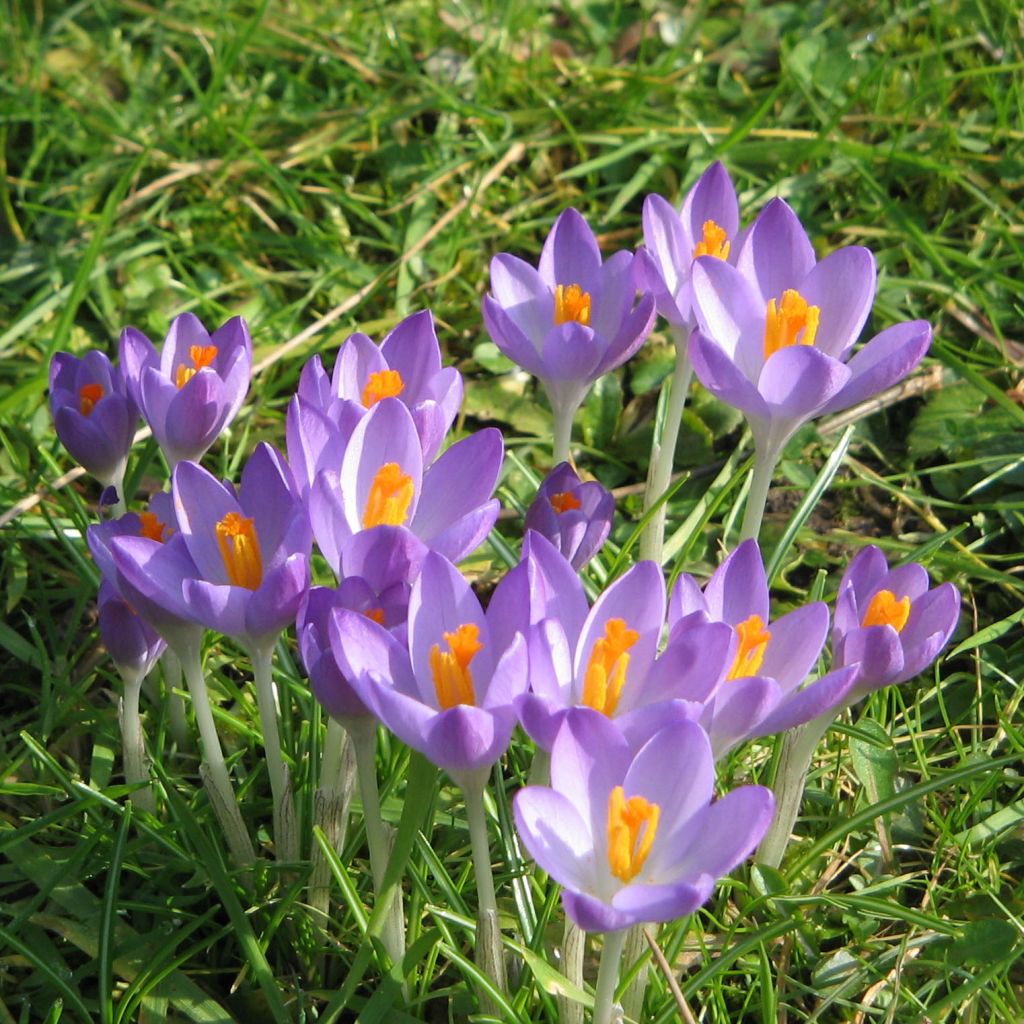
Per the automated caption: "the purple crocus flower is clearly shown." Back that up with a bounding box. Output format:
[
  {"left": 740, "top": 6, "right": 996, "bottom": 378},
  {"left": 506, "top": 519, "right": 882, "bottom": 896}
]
[
  {"left": 120, "top": 312, "right": 252, "bottom": 467},
  {"left": 309, "top": 397, "right": 502, "bottom": 576},
  {"left": 832, "top": 545, "right": 960, "bottom": 699},
  {"left": 482, "top": 208, "right": 656, "bottom": 460},
  {"left": 329, "top": 551, "right": 527, "bottom": 777},
  {"left": 524, "top": 462, "right": 614, "bottom": 570},
  {"left": 688, "top": 198, "right": 932, "bottom": 462},
  {"left": 637, "top": 161, "right": 740, "bottom": 330},
  {"left": 298, "top": 526, "right": 428, "bottom": 721},
  {"left": 49, "top": 350, "right": 138, "bottom": 487},
  {"left": 97, "top": 580, "right": 166, "bottom": 679},
  {"left": 668, "top": 540, "right": 859, "bottom": 757},
  {"left": 514, "top": 708, "right": 774, "bottom": 932},
  {"left": 296, "top": 310, "right": 463, "bottom": 464}
]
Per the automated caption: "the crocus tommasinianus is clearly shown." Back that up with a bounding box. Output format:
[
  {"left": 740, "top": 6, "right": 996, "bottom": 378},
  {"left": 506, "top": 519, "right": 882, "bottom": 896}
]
[
  {"left": 298, "top": 526, "right": 428, "bottom": 721},
  {"left": 688, "top": 198, "right": 932, "bottom": 462},
  {"left": 506, "top": 533, "right": 732, "bottom": 751},
  {"left": 309, "top": 397, "right": 501, "bottom": 576},
  {"left": 50, "top": 350, "right": 138, "bottom": 487},
  {"left": 482, "top": 208, "right": 655, "bottom": 460},
  {"left": 296, "top": 310, "right": 463, "bottom": 464},
  {"left": 831, "top": 545, "right": 960, "bottom": 699},
  {"left": 523, "top": 462, "right": 614, "bottom": 570},
  {"left": 514, "top": 708, "right": 774, "bottom": 932},
  {"left": 97, "top": 580, "right": 166, "bottom": 680},
  {"left": 668, "top": 539, "right": 858, "bottom": 757},
  {"left": 637, "top": 161, "right": 740, "bottom": 331},
  {"left": 120, "top": 312, "right": 252, "bottom": 467},
  {"left": 329, "top": 551, "right": 527, "bottom": 777}
]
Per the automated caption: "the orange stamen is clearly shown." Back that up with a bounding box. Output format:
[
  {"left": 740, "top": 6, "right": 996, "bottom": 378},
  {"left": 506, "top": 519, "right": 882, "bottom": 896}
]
[
  {"left": 607, "top": 785, "right": 660, "bottom": 883},
  {"left": 362, "top": 463, "right": 415, "bottom": 529},
  {"left": 430, "top": 623, "right": 482, "bottom": 709},
  {"left": 727, "top": 614, "right": 771, "bottom": 681},
  {"left": 215, "top": 511, "right": 263, "bottom": 590},
  {"left": 554, "top": 283, "right": 592, "bottom": 326},
  {"left": 692, "top": 219, "right": 731, "bottom": 261},
  {"left": 763, "top": 290, "right": 820, "bottom": 360},
  {"left": 861, "top": 590, "right": 911, "bottom": 633},
  {"left": 364, "top": 607, "right": 386, "bottom": 626},
  {"left": 582, "top": 618, "right": 639, "bottom": 716},
  {"left": 138, "top": 511, "right": 170, "bottom": 543},
  {"left": 79, "top": 383, "right": 104, "bottom": 416},
  {"left": 175, "top": 344, "right": 219, "bottom": 389},
  {"left": 550, "top": 490, "right": 582, "bottom": 515},
  {"left": 361, "top": 369, "right": 405, "bottom": 408}
]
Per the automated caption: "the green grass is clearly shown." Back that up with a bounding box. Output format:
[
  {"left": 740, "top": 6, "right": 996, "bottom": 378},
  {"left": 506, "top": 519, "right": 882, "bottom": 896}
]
[{"left": 2, "top": 0, "right": 1024, "bottom": 1020}]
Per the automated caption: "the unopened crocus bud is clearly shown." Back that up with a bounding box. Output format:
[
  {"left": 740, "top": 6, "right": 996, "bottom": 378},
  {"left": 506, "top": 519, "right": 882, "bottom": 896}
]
[{"left": 525, "top": 462, "right": 613, "bottom": 570}]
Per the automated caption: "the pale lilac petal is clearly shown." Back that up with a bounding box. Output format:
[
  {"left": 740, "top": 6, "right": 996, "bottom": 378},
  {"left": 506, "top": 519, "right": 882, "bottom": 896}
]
[
  {"left": 639, "top": 622, "right": 734, "bottom": 705},
  {"left": 609, "top": 880, "right": 711, "bottom": 926},
  {"left": 754, "top": 666, "right": 859, "bottom": 735},
  {"left": 488, "top": 255, "right": 552, "bottom": 348},
  {"left": 182, "top": 578, "right": 248, "bottom": 637},
  {"left": 379, "top": 310, "right": 443, "bottom": 398},
  {"left": 482, "top": 295, "right": 550, "bottom": 377},
  {"left": 667, "top": 574, "right": 708, "bottom": 627},
  {"left": 424, "top": 704, "right": 509, "bottom": 773},
  {"left": 524, "top": 531, "right": 589, "bottom": 640},
  {"left": 689, "top": 330, "right": 770, "bottom": 419},
  {"left": 333, "top": 333, "right": 384, "bottom": 405},
  {"left": 539, "top": 322, "right": 603, "bottom": 382},
  {"left": 758, "top": 602, "right": 829, "bottom": 692},
  {"left": 172, "top": 461, "right": 237, "bottom": 583},
  {"left": 703, "top": 677, "right": 780, "bottom": 757},
  {"left": 119, "top": 327, "right": 158, "bottom": 409},
  {"left": 309, "top": 470, "right": 351, "bottom": 577},
  {"left": 161, "top": 312, "right": 211, "bottom": 378},
  {"left": 672, "top": 786, "right": 775, "bottom": 878},
  {"left": 164, "top": 372, "right": 227, "bottom": 464},
  {"left": 480, "top": 633, "right": 528, "bottom": 710},
  {"left": 591, "top": 250, "right": 636, "bottom": 341},
  {"left": 758, "top": 345, "right": 850, "bottom": 419},
  {"left": 514, "top": 787, "right": 595, "bottom": 891},
  {"left": 801, "top": 247, "right": 876, "bottom": 359},
  {"left": 703, "top": 539, "right": 769, "bottom": 625},
  {"left": 562, "top": 891, "right": 632, "bottom": 933},
  {"left": 596, "top": 291, "right": 656, "bottom": 376},
  {"left": 538, "top": 208, "right": 602, "bottom": 294},
  {"left": 245, "top": 555, "right": 309, "bottom": 640},
  {"left": 330, "top": 607, "right": 421, "bottom": 701},
  {"left": 736, "top": 199, "right": 816, "bottom": 305},
  {"left": 681, "top": 161, "right": 740, "bottom": 246}
]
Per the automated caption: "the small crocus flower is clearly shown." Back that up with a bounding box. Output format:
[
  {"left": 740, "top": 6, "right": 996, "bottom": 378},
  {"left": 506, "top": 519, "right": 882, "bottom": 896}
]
[
  {"left": 120, "top": 312, "right": 252, "bottom": 466},
  {"left": 329, "top": 551, "right": 527, "bottom": 776},
  {"left": 514, "top": 708, "right": 774, "bottom": 932},
  {"left": 482, "top": 208, "right": 656, "bottom": 459},
  {"left": 309, "top": 397, "right": 502, "bottom": 576},
  {"left": 688, "top": 198, "right": 932, "bottom": 462},
  {"left": 668, "top": 540, "right": 859, "bottom": 757},
  {"left": 637, "top": 161, "right": 740, "bottom": 330},
  {"left": 832, "top": 545, "right": 960, "bottom": 699},
  {"left": 524, "top": 462, "right": 614, "bottom": 570},
  {"left": 296, "top": 310, "right": 463, "bottom": 463},
  {"left": 49, "top": 350, "right": 138, "bottom": 487},
  {"left": 97, "top": 580, "right": 166, "bottom": 679}
]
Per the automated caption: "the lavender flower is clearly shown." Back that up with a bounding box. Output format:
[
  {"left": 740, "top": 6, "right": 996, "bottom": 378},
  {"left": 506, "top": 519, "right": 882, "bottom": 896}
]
[
  {"left": 524, "top": 462, "right": 614, "bottom": 570},
  {"left": 97, "top": 580, "right": 165, "bottom": 680},
  {"left": 120, "top": 312, "right": 252, "bottom": 467}
]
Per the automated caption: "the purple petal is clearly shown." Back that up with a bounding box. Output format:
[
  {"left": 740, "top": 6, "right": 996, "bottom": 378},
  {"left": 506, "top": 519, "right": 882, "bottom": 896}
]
[
  {"left": 164, "top": 371, "right": 227, "bottom": 464},
  {"left": 561, "top": 890, "right": 632, "bottom": 933},
  {"left": 380, "top": 310, "right": 443, "bottom": 398},
  {"left": 538, "top": 208, "right": 602, "bottom": 294},
  {"left": 172, "top": 461, "right": 238, "bottom": 583},
  {"left": 424, "top": 703, "right": 510, "bottom": 773},
  {"left": 514, "top": 787, "right": 595, "bottom": 891},
  {"left": 758, "top": 602, "right": 829, "bottom": 693},
  {"left": 673, "top": 785, "right": 775, "bottom": 878},
  {"left": 596, "top": 290, "right": 656, "bottom": 377},
  {"left": 245, "top": 554, "right": 309, "bottom": 640},
  {"left": 758, "top": 345, "right": 850, "bottom": 420},
  {"left": 182, "top": 578, "right": 248, "bottom": 638},
  {"left": 334, "top": 333, "right": 386, "bottom": 405},
  {"left": 800, "top": 247, "right": 876, "bottom": 360},
  {"left": 680, "top": 161, "right": 740, "bottom": 248},
  {"left": 488, "top": 255, "right": 552, "bottom": 349},
  {"left": 539, "top": 322, "right": 603, "bottom": 382},
  {"left": 703, "top": 539, "right": 768, "bottom": 625},
  {"left": 688, "top": 330, "right": 770, "bottom": 419},
  {"left": 482, "top": 295, "right": 550, "bottom": 378},
  {"left": 736, "top": 198, "right": 816, "bottom": 306},
  {"left": 118, "top": 327, "right": 159, "bottom": 409},
  {"left": 610, "top": 880, "right": 711, "bottom": 926},
  {"left": 754, "top": 666, "right": 859, "bottom": 735}
]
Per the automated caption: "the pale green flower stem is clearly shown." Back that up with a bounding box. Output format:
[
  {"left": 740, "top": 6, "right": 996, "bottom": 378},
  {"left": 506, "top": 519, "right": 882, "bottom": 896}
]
[
  {"left": 756, "top": 711, "right": 833, "bottom": 868},
  {"left": 117, "top": 664, "right": 154, "bottom": 814},
  {"left": 552, "top": 400, "right": 577, "bottom": 467},
  {"left": 593, "top": 928, "right": 627, "bottom": 1024},
  {"left": 347, "top": 717, "right": 407, "bottom": 975},
  {"left": 309, "top": 717, "right": 355, "bottom": 922},
  {"left": 639, "top": 326, "right": 693, "bottom": 565},
  {"left": 247, "top": 639, "right": 298, "bottom": 863},
  {"left": 558, "top": 919, "right": 585, "bottom": 1024},
  {"left": 619, "top": 924, "right": 650, "bottom": 1021},
  {"left": 161, "top": 649, "right": 191, "bottom": 751},
  {"left": 739, "top": 440, "right": 782, "bottom": 543},
  {"left": 177, "top": 638, "right": 255, "bottom": 867},
  {"left": 458, "top": 768, "right": 508, "bottom": 998},
  {"left": 105, "top": 460, "right": 128, "bottom": 519}
]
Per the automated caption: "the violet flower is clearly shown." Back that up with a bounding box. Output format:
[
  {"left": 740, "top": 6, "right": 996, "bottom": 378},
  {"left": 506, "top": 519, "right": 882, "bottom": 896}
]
[
  {"left": 514, "top": 708, "right": 774, "bottom": 933},
  {"left": 483, "top": 207, "right": 655, "bottom": 462},
  {"left": 97, "top": 579, "right": 166, "bottom": 679},
  {"left": 50, "top": 350, "right": 138, "bottom": 493},
  {"left": 120, "top": 312, "right": 252, "bottom": 467},
  {"left": 832, "top": 545, "right": 960, "bottom": 699},
  {"left": 524, "top": 462, "right": 614, "bottom": 570},
  {"left": 688, "top": 199, "right": 932, "bottom": 539},
  {"left": 296, "top": 310, "right": 463, "bottom": 463},
  {"left": 308, "top": 397, "right": 501, "bottom": 576}
]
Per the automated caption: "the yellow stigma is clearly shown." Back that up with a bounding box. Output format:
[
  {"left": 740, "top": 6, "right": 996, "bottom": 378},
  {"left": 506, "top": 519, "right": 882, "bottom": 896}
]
[
  {"left": 763, "top": 290, "right": 820, "bottom": 360},
  {"left": 215, "top": 511, "right": 263, "bottom": 590},
  {"left": 554, "top": 283, "right": 592, "bottom": 326},
  {"left": 550, "top": 490, "right": 582, "bottom": 515},
  {"left": 430, "top": 623, "right": 482, "bottom": 709},
  {"left": 175, "top": 344, "right": 219, "bottom": 389},
  {"left": 362, "top": 463, "right": 415, "bottom": 529},
  {"left": 607, "top": 785, "right": 660, "bottom": 883},
  {"left": 364, "top": 606, "right": 386, "bottom": 626},
  {"left": 861, "top": 590, "right": 911, "bottom": 633},
  {"left": 361, "top": 369, "right": 405, "bottom": 408},
  {"left": 79, "top": 383, "right": 104, "bottom": 416},
  {"left": 692, "top": 219, "right": 731, "bottom": 261},
  {"left": 582, "top": 618, "right": 639, "bottom": 717},
  {"left": 727, "top": 614, "right": 771, "bottom": 681},
  {"left": 139, "top": 511, "right": 170, "bottom": 543}
]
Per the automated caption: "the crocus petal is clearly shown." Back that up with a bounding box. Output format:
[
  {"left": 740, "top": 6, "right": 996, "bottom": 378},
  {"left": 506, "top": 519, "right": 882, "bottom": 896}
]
[
  {"left": 164, "top": 371, "right": 227, "bottom": 464},
  {"left": 172, "top": 461, "right": 238, "bottom": 583},
  {"left": 639, "top": 622, "right": 734, "bottom": 705},
  {"left": 681, "top": 161, "right": 740, "bottom": 245},
  {"left": 736, "top": 198, "right": 816, "bottom": 306},
  {"left": 161, "top": 312, "right": 211, "bottom": 377},
  {"left": 689, "top": 330, "right": 770, "bottom": 419},
  {"left": 591, "top": 250, "right": 636, "bottom": 342},
  {"left": 758, "top": 345, "right": 851, "bottom": 420},
  {"left": 182, "top": 579, "right": 249, "bottom": 638},
  {"left": 538, "top": 208, "right": 602, "bottom": 294},
  {"left": 424, "top": 703, "right": 510, "bottom": 773},
  {"left": 561, "top": 891, "right": 633, "bottom": 933},
  {"left": 379, "top": 310, "right": 443, "bottom": 398},
  {"left": 800, "top": 247, "right": 876, "bottom": 360},
  {"left": 514, "top": 787, "right": 595, "bottom": 891},
  {"left": 757, "top": 603, "right": 830, "bottom": 692},
  {"left": 482, "top": 295, "right": 551, "bottom": 377},
  {"left": 703, "top": 539, "right": 769, "bottom": 625},
  {"left": 540, "top": 322, "right": 603, "bottom": 382},
  {"left": 488, "top": 255, "right": 552, "bottom": 349},
  {"left": 330, "top": 607, "right": 421, "bottom": 701},
  {"left": 597, "top": 290, "right": 656, "bottom": 376},
  {"left": 245, "top": 554, "right": 309, "bottom": 640},
  {"left": 703, "top": 676, "right": 780, "bottom": 757},
  {"left": 119, "top": 327, "right": 159, "bottom": 409},
  {"left": 691, "top": 258, "right": 765, "bottom": 363},
  {"left": 610, "top": 880, "right": 711, "bottom": 926},
  {"left": 335, "top": 333, "right": 386, "bottom": 405},
  {"left": 753, "top": 666, "right": 860, "bottom": 735}
]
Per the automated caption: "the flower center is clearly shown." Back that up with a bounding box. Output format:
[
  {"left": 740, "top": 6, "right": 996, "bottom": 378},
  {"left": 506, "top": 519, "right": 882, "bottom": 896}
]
[
  {"left": 692, "top": 219, "right": 731, "bottom": 261},
  {"left": 607, "top": 785, "right": 660, "bottom": 883},
  {"left": 362, "top": 462, "right": 415, "bottom": 529},
  {"left": 582, "top": 618, "right": 639, "bottom": 716},
  {"left": 861, "top": 589, "right": 911, "bottom": 632},
  {"left": 554, "top": 283, "right": 592, "bottom": 326},
  {"left": 139, "top": 511, "right": 171, "bottom": 543},
  {"left": 550, "top": 490, "right": 582, "bottom": 515},
  {"left": 361, "top": 369, "right": 405, "bottom": 408},
  {"left": 78, "top": 383, "right": 104, "bottom": 416},
  {"left": 215, "top": 511, "right": 263, "bottom": 590},
  {"left": 430, "top": 623, "right": 482, "bottom": 709},
  {"left": 364, "top": 606, "right": 385, "bottom": 626},
  {"left": 175, "top": 345, "right": 219, "bottom": 389},
  {"left": 727, "top": 614, "right": 771, "bottom": 681},
  {"left": 763, "top": 290, "right": 820, "bottom": 360}
]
